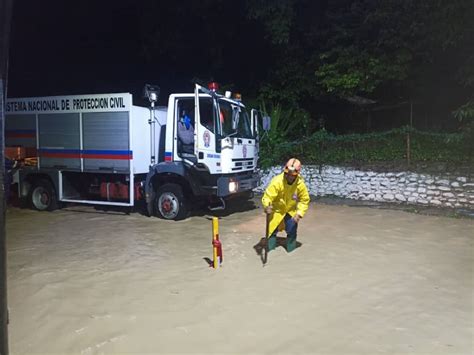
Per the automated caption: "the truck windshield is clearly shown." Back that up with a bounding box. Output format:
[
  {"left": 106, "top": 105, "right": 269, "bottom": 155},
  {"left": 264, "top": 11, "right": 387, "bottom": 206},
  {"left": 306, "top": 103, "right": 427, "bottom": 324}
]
[{"left": 218, "top": 99, "right": 253, "bottom": 138}]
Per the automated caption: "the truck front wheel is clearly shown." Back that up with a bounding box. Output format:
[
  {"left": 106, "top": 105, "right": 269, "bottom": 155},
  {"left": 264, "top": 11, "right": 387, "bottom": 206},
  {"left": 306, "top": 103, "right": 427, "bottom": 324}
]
[
  {"left": 154, "top": 183, "right": 188, "bottom": 220},
  {"left": 29, "top": 179, "right": 58, "bottom": 211}
]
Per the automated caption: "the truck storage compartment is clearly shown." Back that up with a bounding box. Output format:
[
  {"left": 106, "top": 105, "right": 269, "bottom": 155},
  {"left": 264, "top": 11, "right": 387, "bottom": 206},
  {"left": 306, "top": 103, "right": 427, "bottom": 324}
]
[
  {"left": 82, "top": 112, "right": 130, "bottom": 173},
  {"left": 5, "top": 113, "right": 37, "bottom": 149},
  {"left": 38, "top": 113, "right": 81, "bottom": 170}
]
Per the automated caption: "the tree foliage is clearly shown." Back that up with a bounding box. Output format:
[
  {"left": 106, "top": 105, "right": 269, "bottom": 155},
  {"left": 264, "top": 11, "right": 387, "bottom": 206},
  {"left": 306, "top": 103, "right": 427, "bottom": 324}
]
[
  {"left": 247, "top": 0, "right": 473, "bottom": 101},
  {"left": 136, "top": 0, "right": 473, "bottom": 132}
]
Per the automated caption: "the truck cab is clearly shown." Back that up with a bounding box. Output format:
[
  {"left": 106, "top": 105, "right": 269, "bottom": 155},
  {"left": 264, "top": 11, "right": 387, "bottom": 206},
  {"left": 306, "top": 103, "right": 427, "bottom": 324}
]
[{"left": 146, "top": 83, "right": 265, "bottom": 220}]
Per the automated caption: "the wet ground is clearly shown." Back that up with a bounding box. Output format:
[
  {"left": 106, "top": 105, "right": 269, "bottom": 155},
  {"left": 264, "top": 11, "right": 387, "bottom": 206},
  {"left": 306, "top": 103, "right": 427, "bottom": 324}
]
[
  {"left": 6, "top": 198, "right": 474, "bottom": 354},
  {"left": 315, "top": 195, "right": 474, "bottom": 219}
]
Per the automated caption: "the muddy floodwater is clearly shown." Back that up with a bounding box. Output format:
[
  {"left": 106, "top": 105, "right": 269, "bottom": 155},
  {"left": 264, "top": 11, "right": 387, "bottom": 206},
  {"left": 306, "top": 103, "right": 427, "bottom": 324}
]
[{"left": 6, "top": 199, "right": 474, "bottom": 354}]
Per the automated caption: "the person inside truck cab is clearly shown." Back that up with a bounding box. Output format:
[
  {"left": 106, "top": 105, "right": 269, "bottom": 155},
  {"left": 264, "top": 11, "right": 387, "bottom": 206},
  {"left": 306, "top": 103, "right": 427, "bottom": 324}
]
[{"left": 177, "top": 110, "right": 194, "bottom": 154}]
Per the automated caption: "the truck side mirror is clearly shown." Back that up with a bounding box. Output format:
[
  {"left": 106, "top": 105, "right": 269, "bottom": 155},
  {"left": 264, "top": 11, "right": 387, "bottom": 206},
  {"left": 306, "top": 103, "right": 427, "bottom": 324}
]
[{"left": 262, "top": 115, "right": 271, "bottom": 131}]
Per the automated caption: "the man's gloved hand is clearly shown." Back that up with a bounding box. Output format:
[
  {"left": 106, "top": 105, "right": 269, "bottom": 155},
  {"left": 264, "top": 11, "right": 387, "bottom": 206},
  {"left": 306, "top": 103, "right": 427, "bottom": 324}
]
[
  {"left": 292, "top": 213, "right": 302, "bottom": 223},
  {"left": 264, "top": 205, "right": 273, "bottom": 214}
]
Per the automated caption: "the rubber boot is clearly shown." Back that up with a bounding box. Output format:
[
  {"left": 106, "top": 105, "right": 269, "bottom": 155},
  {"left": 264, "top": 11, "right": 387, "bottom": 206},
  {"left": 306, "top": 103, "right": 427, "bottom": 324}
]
[
  {"left": 267, "top": 235, "right": 277, "bottom": 251},
  {"left": 286, "top": 236, "right": 297, "bottom": 253}
]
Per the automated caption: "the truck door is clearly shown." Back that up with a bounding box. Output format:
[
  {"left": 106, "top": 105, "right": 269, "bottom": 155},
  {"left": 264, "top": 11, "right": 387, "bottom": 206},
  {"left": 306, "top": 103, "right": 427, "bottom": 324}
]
[{"left": 194, "top": 88, "right": 221, "bottom": 174}]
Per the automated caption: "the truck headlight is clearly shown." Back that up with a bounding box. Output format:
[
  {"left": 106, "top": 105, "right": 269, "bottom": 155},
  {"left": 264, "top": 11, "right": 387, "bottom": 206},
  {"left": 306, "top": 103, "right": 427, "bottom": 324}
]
[{"left": 229, "top": 181, "right": 238, "bottom": 193}]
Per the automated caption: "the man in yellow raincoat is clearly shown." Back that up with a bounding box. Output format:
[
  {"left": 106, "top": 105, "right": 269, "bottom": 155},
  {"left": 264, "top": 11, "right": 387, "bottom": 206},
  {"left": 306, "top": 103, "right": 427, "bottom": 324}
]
[{"left": 262, "top": 158, "right": 310, "bottom": 252}]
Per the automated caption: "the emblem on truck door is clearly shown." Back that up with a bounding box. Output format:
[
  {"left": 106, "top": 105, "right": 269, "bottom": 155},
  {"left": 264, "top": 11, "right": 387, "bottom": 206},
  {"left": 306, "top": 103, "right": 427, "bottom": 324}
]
[{"left": 203, "top": 130, "right": 211, "bottom": 147}]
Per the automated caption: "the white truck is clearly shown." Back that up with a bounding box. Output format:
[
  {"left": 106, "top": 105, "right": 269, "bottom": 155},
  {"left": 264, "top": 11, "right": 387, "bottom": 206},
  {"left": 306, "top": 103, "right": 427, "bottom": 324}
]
[{"left": 5, "top": 83, "right": 269, "bottom": 220}]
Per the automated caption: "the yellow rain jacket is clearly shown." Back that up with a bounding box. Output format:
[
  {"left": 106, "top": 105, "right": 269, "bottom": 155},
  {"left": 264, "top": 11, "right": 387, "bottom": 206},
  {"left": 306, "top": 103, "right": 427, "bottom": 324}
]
[{"left": 262, "top": 172, "right": 310, "bottom": 237}]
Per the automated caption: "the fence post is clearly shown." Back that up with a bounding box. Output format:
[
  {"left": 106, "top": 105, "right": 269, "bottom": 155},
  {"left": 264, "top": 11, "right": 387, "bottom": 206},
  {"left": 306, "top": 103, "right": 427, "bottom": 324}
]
[
  {"left": 406, "top": 101, "right": 413, "bottom": 166},
  {"left": 406, "top": 130, "right": 411, "bottom": 166}
]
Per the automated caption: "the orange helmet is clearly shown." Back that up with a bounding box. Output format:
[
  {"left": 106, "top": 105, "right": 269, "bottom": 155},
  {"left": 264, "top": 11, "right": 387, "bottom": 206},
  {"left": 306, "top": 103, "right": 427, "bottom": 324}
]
[{"left": 284, "top": 158, "right": 301, "bottom": 176}]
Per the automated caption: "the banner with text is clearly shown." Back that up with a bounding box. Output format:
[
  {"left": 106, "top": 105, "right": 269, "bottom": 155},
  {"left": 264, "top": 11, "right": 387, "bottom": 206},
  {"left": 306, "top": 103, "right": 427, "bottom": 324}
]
[{"left": 6, "top": 93, "right": 132, "bottom": 114}]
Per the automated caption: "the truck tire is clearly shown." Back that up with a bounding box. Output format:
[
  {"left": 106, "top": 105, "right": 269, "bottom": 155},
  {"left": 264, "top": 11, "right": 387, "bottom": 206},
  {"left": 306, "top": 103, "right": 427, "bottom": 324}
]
[
  {"left": 29, "top": 179, "right": 58, "bottom": 211},
  {"left": 154, "top": 183, "right": 188, "bottom": 220}
]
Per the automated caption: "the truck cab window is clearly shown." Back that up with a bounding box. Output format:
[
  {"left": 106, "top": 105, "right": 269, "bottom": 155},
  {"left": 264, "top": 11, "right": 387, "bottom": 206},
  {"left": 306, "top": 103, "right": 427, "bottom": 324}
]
[
  {"left": 218, "top": 99, "right": 252, "bottom": 138},
  {"left": 236, "top": 109, "right": 252, "bottom": 138},
  {"left": 199, "top": 98, "right": 214, "bottom": 133},
  {"left": 219, "top": 102, "right": 233, "bottom": 136}
]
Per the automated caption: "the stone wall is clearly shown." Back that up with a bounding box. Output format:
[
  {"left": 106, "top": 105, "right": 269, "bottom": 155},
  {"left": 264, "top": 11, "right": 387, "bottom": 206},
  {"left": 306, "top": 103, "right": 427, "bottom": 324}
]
[{"left": 255, "top": 165, "right": 474, "bottom": 209}]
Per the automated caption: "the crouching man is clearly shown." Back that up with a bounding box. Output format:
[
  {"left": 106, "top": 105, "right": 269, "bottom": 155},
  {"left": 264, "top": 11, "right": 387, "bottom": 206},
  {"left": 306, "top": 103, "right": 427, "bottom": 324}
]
[{"left": 261, "top": 158, "right": 310, "bottom": 252}]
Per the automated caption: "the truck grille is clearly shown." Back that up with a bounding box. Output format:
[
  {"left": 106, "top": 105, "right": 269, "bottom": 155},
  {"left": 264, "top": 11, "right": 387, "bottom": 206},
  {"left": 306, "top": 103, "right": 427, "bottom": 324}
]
[{"left": 231, "top": 158, "right": 254, "bottom": 171}]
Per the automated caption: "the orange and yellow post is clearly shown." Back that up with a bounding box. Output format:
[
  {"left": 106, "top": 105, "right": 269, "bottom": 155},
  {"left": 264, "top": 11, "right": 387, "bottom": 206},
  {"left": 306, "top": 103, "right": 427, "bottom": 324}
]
[{"left": 212, "top": 217, "right": 223, "bottom": 268}]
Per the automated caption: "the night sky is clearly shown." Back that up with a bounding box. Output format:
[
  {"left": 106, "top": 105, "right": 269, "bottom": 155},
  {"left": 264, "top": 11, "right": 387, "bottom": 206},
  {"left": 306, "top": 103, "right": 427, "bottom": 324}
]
[{"left": 8, "top": 0, "right": 268, "bottom": 106}]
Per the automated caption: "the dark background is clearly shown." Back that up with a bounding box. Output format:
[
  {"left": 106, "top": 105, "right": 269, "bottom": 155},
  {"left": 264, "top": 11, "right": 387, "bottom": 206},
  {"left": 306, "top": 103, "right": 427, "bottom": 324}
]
[
  {"left": 8, "top": 0, "right": 269, "bottom": 104},
  {"left": 7, "top": 0, "right": 474, "bottom": 133}
]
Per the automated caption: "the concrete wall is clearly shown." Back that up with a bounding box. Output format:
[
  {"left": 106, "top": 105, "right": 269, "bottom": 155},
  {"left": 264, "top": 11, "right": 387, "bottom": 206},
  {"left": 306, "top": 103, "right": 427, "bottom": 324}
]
[{"left": 255, "top": 165, "right": 474, "bottom": 209}]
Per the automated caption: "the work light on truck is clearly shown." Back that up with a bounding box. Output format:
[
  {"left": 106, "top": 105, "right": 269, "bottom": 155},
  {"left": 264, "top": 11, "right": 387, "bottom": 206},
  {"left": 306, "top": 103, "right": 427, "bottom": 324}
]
[{"left": 143, "top": 84, "right": 160, "bottom": 104}]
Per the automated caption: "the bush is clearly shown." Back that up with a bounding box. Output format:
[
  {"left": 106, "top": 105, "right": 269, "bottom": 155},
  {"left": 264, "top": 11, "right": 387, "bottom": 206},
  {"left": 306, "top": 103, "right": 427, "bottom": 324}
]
[{"left": 259, "top": 126, "right": 471, "bottom": 168}]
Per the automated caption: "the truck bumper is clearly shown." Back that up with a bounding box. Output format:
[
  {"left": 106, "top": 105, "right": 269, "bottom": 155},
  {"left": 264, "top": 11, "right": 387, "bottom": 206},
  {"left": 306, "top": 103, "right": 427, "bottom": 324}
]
[{"left": 216, "top": 173, "right": 258, "bottom": 197}]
